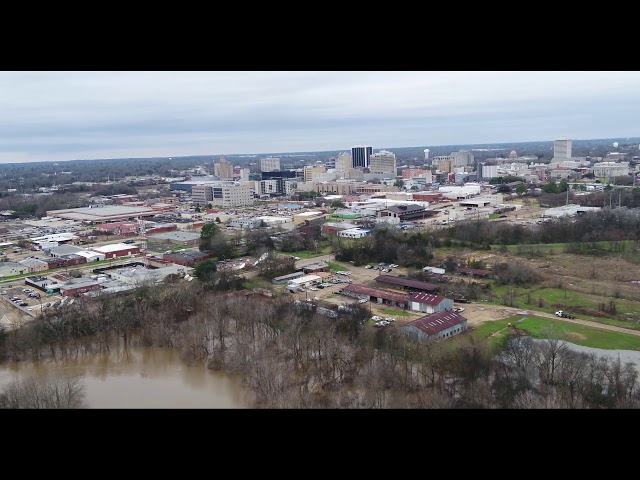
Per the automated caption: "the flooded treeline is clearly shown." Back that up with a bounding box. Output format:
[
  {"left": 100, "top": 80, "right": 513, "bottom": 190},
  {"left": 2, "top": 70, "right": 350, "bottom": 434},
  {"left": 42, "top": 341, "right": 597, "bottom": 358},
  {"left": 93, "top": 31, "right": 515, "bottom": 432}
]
[{"left": 1, "top": 283, "right": 639, "bottom": 408}]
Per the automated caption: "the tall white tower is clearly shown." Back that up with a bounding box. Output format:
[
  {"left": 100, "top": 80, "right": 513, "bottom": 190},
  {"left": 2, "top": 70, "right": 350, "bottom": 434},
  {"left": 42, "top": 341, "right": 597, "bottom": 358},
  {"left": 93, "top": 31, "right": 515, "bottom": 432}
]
[{"left": 424, "top": 149, "right": 430, "bottom": 160}]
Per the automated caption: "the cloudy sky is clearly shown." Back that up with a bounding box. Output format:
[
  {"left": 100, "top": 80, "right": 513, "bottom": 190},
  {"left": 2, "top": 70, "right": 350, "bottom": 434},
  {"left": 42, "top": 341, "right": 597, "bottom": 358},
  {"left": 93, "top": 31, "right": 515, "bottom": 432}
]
[{"left": 1, "top": 71, "right": 639, "bottom": 163}]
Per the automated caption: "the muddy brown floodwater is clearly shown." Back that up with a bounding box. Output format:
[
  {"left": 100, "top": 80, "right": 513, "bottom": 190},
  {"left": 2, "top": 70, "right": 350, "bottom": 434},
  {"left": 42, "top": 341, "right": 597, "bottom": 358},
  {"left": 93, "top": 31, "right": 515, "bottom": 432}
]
[{"left": 0, "top": 345, "right": 256, "bottom": 408}]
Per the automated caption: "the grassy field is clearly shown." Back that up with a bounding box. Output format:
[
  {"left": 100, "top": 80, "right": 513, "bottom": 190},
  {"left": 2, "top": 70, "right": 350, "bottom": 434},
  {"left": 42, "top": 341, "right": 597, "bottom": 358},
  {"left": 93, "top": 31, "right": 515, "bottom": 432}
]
[
  {"left": 275, "top": 250, "right": 326, "bottom": 259},
  {"left": 488, "top": 214, "right": 501, "bottom": 220},
  {"left": 327, "top": 262, "right": 345, "bottom": 272},
  {"left": 470, "top": 314, "right": 640, "bottom": 351},
  {"left": 489, "top": 240, "right": 636, "bottom": 252},
  {"left": 377, "top": 308, "right": 412, "bottom": 316},
  {"left": 488, "top": 284, "right": 640, "bottom": 329}
]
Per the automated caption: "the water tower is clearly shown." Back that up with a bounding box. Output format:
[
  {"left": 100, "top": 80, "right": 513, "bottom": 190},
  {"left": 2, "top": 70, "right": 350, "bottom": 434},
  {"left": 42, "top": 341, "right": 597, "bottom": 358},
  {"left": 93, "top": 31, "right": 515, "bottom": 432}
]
[{"left": 424, "top": 149, "right": 430, "bottom": 160}]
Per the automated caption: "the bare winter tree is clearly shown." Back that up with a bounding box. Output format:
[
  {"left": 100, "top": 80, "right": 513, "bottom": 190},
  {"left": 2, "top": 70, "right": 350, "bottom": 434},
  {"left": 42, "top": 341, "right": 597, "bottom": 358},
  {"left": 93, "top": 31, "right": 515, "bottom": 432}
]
[{"left": 0, "top": 374, "right": 86, "bottom": 409}]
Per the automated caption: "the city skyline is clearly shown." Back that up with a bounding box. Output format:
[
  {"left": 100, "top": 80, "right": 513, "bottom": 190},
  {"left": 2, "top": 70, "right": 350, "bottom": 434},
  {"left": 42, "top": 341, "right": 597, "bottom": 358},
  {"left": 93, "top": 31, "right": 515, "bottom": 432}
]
[{"left": 1, "top": 71, "right": 640, "bottom": 164}]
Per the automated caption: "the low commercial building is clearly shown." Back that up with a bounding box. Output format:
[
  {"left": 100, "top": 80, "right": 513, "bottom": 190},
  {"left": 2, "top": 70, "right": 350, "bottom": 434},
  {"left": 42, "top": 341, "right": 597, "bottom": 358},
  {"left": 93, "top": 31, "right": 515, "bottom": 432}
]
[
  {"left": 337, "top": 228, "right": 372, "bottom": 239},
  {"left": 91, "top": 243, "right": 141, "bottom": 259},
  {"left": 272, "top": 271, "right": 305, "bottom": 285},
  {"left": 543, "top": 204, "right": 601, "bottom": 218},
  {"left": 293, "top": 211, "right": 325, "bottom": 225},
  {"left": 47, "top": 205, "right": 157, "bottom": 223},
  {"left": 148, "top": 231, "right": 201, "bottom": 246},
  {"left": 162, "top": 250, "right": 215, "bottom": 266},
  {"left": 409, "top": 292, "right": 453, "bottom": 314},
  {"left": 48, "top": 245, "right": 84, "bottom": 257},
  {"left": 301, "top": 262, "right": 329, "bottom": 274},
  {"left": 60, "top": 279, "right": 102, "bottom": 296},
  {"left": 0, "top": 261, "right": 27, "bottom": 277},
  {"left": 75, "top": 250, "right": 106, "bottom": 262},
  {"left": 402, "top": 311, "right": 468, "bottom": 341},
  {"left": 229, "top": 216, "right": 292, "bottom": 229},
  {"left": 19, "top": 257, "right": 49, "bottom": 273},
  {"left": 287, "top": 274, "right": 322, "bottom": 288},
  {"left": 107, "top": 264, "right": 187, "bottom": 285},
  {"left": 31, "top": 233, "right": 78, "bottom": 249}
]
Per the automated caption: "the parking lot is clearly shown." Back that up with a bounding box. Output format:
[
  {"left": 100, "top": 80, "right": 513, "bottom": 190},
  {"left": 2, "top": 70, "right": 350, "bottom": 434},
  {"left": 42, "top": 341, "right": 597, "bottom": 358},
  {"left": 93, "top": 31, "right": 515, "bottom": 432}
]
[
  {"left": 291, "top": 257, "right": 426, "bottom": 326},
  {"left": 0, "top": 284, "right": 61, "bottom": 317}
]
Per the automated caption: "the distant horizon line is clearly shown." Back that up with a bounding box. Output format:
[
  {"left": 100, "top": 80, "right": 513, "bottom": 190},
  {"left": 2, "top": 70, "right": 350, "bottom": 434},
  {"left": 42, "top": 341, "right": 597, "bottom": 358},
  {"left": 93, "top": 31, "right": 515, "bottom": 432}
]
[{"left": 1, "top": 136, "right": 638, "bottom": 166}]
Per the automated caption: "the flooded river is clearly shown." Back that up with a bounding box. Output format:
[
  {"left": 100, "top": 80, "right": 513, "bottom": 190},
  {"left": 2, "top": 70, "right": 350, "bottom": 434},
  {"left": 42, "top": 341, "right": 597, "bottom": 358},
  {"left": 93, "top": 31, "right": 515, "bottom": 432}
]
[{"left": 0, "top": 344, "right": 255, "bottom": 408}]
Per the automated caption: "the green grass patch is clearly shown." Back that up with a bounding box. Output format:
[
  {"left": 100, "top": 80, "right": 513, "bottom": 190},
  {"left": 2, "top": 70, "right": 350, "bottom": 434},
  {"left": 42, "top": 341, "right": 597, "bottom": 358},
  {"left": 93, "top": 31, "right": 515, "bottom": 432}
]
[
  {"left": 274, "top": 250, "right": 325, "bottom": 259},
  {"left": 489, "top": 214, "right": 501, "bottom": 219},
  {"left": 327, "top": 262, "right": 345, "bottom": 272},
  {"left": 487, "top": 285, "right": 640, "bottom": 329},
  {"left": 489, "top": 240, "right": 636, "bottom": 252},
  {"left": 472, "top": 315, "right": 640, "bottom": 351},
  {"left": 376, "top": 308, "right": 412, "bottom": 316}
]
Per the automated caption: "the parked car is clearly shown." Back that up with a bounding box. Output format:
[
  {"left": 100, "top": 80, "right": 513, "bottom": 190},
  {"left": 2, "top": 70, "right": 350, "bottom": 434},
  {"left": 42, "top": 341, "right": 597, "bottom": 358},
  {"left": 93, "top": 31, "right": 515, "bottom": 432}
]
[{"left": 371, "top": 316, "right": 383, "bottom": 321}]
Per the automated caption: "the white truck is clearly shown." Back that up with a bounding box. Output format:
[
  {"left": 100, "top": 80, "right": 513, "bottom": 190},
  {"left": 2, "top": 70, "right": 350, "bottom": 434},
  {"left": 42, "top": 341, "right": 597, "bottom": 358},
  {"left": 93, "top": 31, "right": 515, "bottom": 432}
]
[{"left": 423, "top": 266, "right": 446, "bottom": 275}]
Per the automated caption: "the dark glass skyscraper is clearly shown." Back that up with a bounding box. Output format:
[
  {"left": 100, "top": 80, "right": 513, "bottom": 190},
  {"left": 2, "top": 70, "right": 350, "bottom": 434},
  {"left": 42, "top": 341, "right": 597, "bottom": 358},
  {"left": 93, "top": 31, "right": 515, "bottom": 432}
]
[{"left": 351, "top": 146, "right": 372, "bottom": 168}]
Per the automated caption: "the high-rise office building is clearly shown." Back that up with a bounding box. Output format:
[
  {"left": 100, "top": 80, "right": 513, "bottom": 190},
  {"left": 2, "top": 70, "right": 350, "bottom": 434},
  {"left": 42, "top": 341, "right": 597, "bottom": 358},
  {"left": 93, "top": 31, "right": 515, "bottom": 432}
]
[
  {"left": 351, "top": 146, "right": 372, "bottom": 168},
  {"left": 214, "top": 155, "right": 233, "bottom": 180},
  {"left": 369, "top": 150, "right": 397, "bottom": 175},
  {"left": 261, "top": 157, "right": 281, "bottom": 172},
  {"left": 554, "top": 138, "right": 572, "bottom": 159},
  {"left": 335, "top": 152, "right": 352, "bottom": 173},
  {"left": 303, "top": 165, "right": 326, "bottom": 182},
  {"left": 451, "top": 150, "right": 474, "bottom": 167}
]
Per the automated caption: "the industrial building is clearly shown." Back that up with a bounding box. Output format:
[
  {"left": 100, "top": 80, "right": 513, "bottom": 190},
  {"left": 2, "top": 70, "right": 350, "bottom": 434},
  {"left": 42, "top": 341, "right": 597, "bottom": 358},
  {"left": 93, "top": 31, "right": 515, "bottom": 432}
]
[
  {"left": 287, "top": 274, "right": 322, "bottom": 288},
  {"left": 374, "top": 275, "right": 439, "bottom": 293},
  {"left": 107, "top": 264, "right": 187, "bottom": 285},
  {"left": 408, "top": 293, "right": 453, "bottom": 314},
  {"left": 91, "top": 243, "right": 141, "bottom": 259},
  {"left": 301, "top": 262, "right": 329, "bottom": 274},
  {"left": 337, "top": 228, "right": 372, "bottom": 239},
  {"left": 46, "top": 206, "right": 157, "bottom": 223},
  {"left": 542, "top": 205, "right": 601, "bottom": 218},
  {"left": 402, "top": 311, "right": 468, "bottom": 341},
  {"left": 272, "top": 271, "right": 305, "bottom": 285},
  {"left": 293, "top": 211, "right": 325, "bottom": 225},
  {"left": 60, "top": 279, "right": 102, "bottom": 297},
  {"left": 148, "top": 231, "right": 201, "bottom": 246},
  {"left": 162, "top": 250, "right": 215, "bottom": 266},
  {"left": 230, "top": 216, "right": 292, "bottom": 229},
  {"left": 338, "top": 284, "right": 409, "bottom": 308}
]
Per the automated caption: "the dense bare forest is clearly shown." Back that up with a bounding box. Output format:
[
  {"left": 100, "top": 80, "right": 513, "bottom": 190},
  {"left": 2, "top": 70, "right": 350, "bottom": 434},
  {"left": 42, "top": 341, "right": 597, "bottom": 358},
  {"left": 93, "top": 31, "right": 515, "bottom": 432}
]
[{"left": 1, "top": 282, "right": 638, "bottom": 408}]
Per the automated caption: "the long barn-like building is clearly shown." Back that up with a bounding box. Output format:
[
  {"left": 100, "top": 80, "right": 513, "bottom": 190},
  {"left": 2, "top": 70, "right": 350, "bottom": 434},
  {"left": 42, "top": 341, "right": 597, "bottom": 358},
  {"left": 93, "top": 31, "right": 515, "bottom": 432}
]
[{"left": 374, "top": 275, "right": 439, "bottom": 293}]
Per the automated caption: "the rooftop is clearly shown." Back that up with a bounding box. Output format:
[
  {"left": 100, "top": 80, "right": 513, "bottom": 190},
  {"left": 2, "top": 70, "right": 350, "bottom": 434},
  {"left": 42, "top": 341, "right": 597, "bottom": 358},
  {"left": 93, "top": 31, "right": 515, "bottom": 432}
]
[
  {"left": 341, "top": 284, "right": 409, "bottom": 303},
  {"left": 375, "top": 275, "right": 439, "bottom": 292},
  {"left": 148, "top": 231, "right": 201, "bottom": 242},
  {"left": 409, "top": 292, "right": 447, "bottom": 305},
  {"left": 406, "top": 311, "right": 467, "bottom": 335},
  {"left": 92, "top": 243, "right": 140, "bottom": 253}
]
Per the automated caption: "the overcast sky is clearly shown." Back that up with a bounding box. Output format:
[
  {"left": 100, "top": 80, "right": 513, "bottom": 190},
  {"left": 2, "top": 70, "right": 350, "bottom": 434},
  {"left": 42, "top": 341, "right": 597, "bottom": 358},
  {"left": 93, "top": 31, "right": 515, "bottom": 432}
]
[{"left": 1, "top": 71, "right": 639, "bottom": 164}]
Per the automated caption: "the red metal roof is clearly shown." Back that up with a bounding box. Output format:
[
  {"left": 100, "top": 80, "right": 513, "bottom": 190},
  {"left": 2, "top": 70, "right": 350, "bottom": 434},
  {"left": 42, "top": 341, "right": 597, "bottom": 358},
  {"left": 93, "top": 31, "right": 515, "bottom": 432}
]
[
  {"left": 341, "top": 284, "right": 409, "bottom": 303},
  {"left": 409, "top": 292, "right": 447, "bottom": 305},
  {"left": 374, "top": 275, "right": 438, "bottom": 292},
  {"left": 407, "top": 311, "right": 467, "bottom": 336}
]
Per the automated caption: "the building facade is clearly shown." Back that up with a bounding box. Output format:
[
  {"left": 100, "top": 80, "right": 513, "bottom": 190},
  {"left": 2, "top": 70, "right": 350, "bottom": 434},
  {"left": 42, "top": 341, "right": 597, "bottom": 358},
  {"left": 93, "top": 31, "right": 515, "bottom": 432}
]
[
  {"left": 261, "top": 157, "right": 281, "bottom": 172},
  {"left": 351, "top": 146, "right": 372, "bottom": 169},
  {"left": 369, "top": 150, "right": 397, "bottom": 175},
  {"left": 554, "top": 137, "right": 572, "bottom": 159},
  {"left": 214, "top": 155, "right": 234, "bottom": 180}
]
